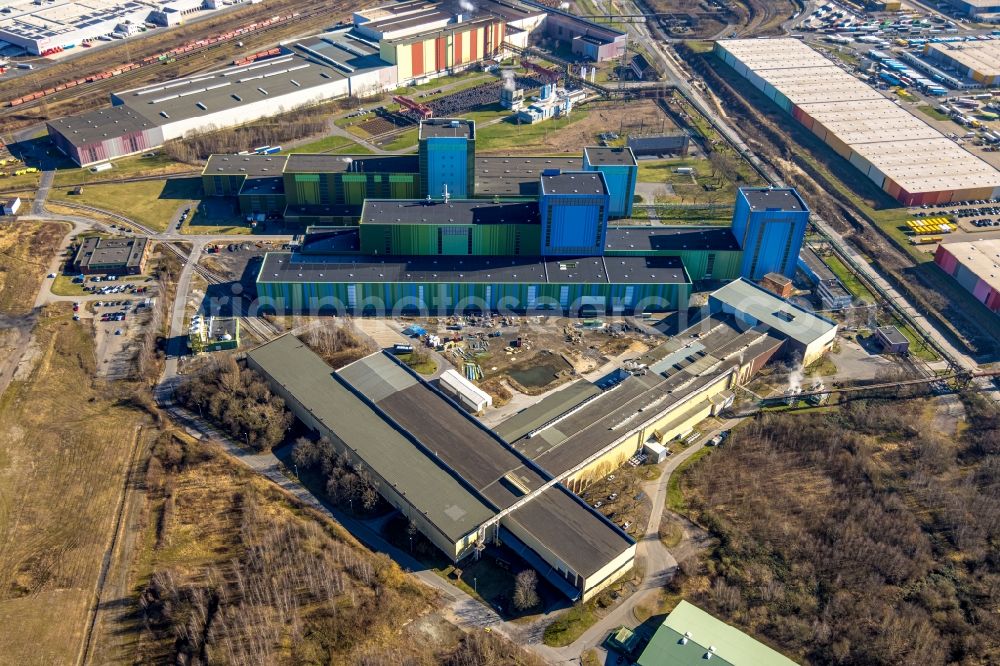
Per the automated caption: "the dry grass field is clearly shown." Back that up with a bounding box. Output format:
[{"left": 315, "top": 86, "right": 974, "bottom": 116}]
[
  {"left": 0, "top": 221, "right": 67, "bottom": 315},
  {"left": 0, "top": 306, "right": 149, "bottom": 665}
]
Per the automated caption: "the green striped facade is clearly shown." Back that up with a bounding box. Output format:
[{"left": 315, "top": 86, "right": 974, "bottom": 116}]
[
  {"left": 256, "top": 280, "right": 690, "bottom": 315},
  {"left": 604, "top": 247, "right": 743, "bottom": 282},
  {"left": 359, "top": 223, "right": 541, "bottom": 256},
  {"left": 203, "top": 173, "right": 247, "bottom": 197},
  {"left": 285, "top": 172, "right": 419, "bottom": 207}
]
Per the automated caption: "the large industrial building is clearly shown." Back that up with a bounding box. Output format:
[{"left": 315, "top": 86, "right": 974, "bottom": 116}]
[
  {"left": 241, "top": 122, "right": 808, "bottom": 316},
  {"left": 47, "top": 0, "right": 625, "bottom": 166},
  {"left": 247, "top": 283, "right": 834, "bottom": 601},
  {"left": 716, "top": 38, "right": 1000, "bottom": 206},
  {"left": 0, "top": 0, "right": 241, "bottom": 55},
  {"left": 924, "top": 41, "right": 1000, "bottom": 86},
  {"left": 934, "top": 238, "right": 1000, "bottom": 313},
  {"left": 247, "top": 335, "right": 637, "bottom": 602}
]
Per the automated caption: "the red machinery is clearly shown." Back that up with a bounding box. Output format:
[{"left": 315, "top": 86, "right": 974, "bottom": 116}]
[{"left": 393, "top": 95, "right": 433, "bottom": 119}]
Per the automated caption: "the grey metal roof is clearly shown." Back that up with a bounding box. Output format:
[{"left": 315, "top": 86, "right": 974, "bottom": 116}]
[
  {"left": 584, "top": 145, "right": 637, "bottom": 167},
  {"left": 876, "top": 326, "right": 909, "bottom": 346},
  {"left": 709, "top": 278, "right": 837, "bottom": 345},
  {"left": 475, "top": 156, "right": 581, "bottom": 197},
  {"left": 419, "top": 117, "right": 475, "bottom": 140},
  {"left": 740, "top": 187, "right": 808, "bottom": 212},
  {"left": 246, "top": 335, "right": 495, "bottom": 543},
  {"left": 47, "top": 105, "right": 157, "bottom": 146},
  {"left": 337, "top": 353, "right": 634, "bottom": 578},
  {"left": 284, "top": 154, "right": 418, "bottom": 174},
  {"left": 256, "top": 252, "right": 689, "bottom": 285},
  {"left": 360, "top": 199, "right": 540, "bottom": 226},
  {"left": 540, "top": 170, "right": 607, "bottom": 196},
  {"left": 203, "top": 154, "right": 288, "bottom": 177},
  {"left": 494, "top": 380, "right": 602, "bottom": 442},
  {"left": 605, "top": 226, "right": 741, "bottom": 253},
  {"left": 116, "top": 50, "right": 349, "bottom": 126},
  {"left": 239, "top": 176, "right": 285, "bottom": 196},
  {"left": 75, "top": 236, "right": 147, "bottom": 269}
]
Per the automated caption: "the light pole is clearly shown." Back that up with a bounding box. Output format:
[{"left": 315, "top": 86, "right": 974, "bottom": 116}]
[{"left": 473, "top": 577, "right": 477, "bottom": 594}]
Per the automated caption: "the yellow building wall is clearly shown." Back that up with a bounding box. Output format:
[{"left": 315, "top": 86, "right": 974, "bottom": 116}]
[
  {"left": 423, "top": 37, "right": 436, "bottom": 75},
  {"left": 395, "top": 44, "right": 413, "bottom": 80},
  {"left": 581, "top": 545, "right": 637, "bottom": 602}
]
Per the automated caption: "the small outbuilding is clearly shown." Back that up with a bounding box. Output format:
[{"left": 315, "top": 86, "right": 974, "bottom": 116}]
[
  {"left": 438, "top": 368, "right": 493, "bottom": 413},
  {"left": 875, "top": 325, "right": 910, "bottom": 354},
  {"left": 2, "top": 197, "right": 21, "bottom": 216}
]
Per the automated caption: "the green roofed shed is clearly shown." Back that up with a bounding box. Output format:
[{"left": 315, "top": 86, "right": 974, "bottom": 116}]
[{"left": 637, "top": 601, "right": 797, "bottom": 666}]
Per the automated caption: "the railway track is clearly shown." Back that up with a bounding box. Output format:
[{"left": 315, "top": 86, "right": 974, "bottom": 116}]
[
  {"left": 0, "top": 0, "right": 350, "bottom": 118},
  {"left": 158, "top": 242, "right": 282, "bottom": 342},
  {"left": 0, "top": 169, "right": 201, "bottom": 198}
]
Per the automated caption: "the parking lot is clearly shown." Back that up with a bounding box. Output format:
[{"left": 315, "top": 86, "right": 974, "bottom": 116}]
[{"left": 911, "top": 198, "right": 1000, "bottom": 232}]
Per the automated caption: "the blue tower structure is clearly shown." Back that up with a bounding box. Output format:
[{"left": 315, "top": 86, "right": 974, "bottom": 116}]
[
  {"left": 583, "top": 146, "right": 637, "bottom": 218},
  {"left": 418, "top": 118, "right": 476, "bottom": 199},
  {"left": 731, "top": 187, "right": 809, "bottom": 280},
  {"left": 539, "top": 170, "right": 610, "bottom": 256}
]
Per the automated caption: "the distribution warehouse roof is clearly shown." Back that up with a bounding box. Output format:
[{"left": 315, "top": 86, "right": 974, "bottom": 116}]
[
  {"left": 47, "top": 105, "right": 158, "bottom": 146},
  {"left": 717, "top": 38, "right": 1000, "bottom": 198},
  {"left": 337, "top": 352, "right": 634, "bottom": 578},
  {"left": 926, "top": 41, "right": 1000, "bottom": 79},
  {"left": 638, "top": 601, "right": 798, "bottom": 666},
  {"left": 361, "top": 199, "right": 541, "bottom": 225},
  {"left": 245, "top": 335, "right": 495, "bottom": 542},
  {"left": 257, "top": 252, "right": 690, "bottom": 285},
  {"left": 604, "top": 226, "right": 742, "bottom": 253},
  {"left": 938, "top": 238, "right": 1000, "bottom": 294},
  {"left": 113, "top": 50, "right": 351, "bottom": 125}
]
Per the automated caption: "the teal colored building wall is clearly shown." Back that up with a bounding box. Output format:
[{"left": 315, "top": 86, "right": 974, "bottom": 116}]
[
  {"left": 419, "top": 136, "right": 476, "bottom": 198},
  {"left": 359, "top": 223, "right": 541, "bottom": 256},
  {"left": 256, "top": 280, "right": 689, "bottom": 315},
  {"left": 539, "top": 191, "right": 610, "bottom": 256},
  {"left": 583, "top": 162, "right": 637, "bottom": 218},
  {"left": 732, "top": 188, "right": 809, "bottom": 280}
]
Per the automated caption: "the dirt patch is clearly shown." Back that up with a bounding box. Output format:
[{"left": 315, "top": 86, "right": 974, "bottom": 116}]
[{"left": 0, "top": 221, "right": 68, "bottom": 316}]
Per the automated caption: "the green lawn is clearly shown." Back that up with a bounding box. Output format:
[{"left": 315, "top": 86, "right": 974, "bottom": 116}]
[
  {"left": 636, "top": 156, "right": 759, "bottom": 205},
  {"left": 823, "top": 254, "right": 875, "bottom": 303},
  {"left": 49, "top": 177, "right": 202, "bottom": 232},
  {"left": 397, "top": 352, "right": 436, "bottom": 375},
  {"left": 381, "top": 128, "right": 419, "bottom": 152},
  {"left": 917, "top": 105, "right": 950, "bottom": 122},
  {"left": 51, "top": 274, "right": 86, "bottom": 296},
  {"left": 543, "top": 602, "right": 598, "bottom": 647},
  {"left": 894, "top": 322, "right": 940, "bottom": 362},
  {"left": 51, "top": 152, "right": 192, "bottom": 188},
  {"left": 281, "top": 135, "right": 374, "bottom": 155},
  {"left": 474, "top": 112, "right": 590, "bottom": 152}
]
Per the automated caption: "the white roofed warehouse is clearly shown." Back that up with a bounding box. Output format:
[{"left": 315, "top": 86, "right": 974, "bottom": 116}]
[{"left": 715, "top": 38, "right": 1000, "bottom": 206}]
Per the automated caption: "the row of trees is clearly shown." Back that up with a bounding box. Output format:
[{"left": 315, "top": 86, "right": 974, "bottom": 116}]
[
  {"left": 292, "top": 436, "right": 383, "bottom": 515},
  {"left": 162, "top": 100, "right": 342, "bottom": 163},
  {"left": 300, "top": 320, "right": 375, "bottom": 369},
  {"left": 176, "top": 356, "right": 293, "bottom": 451}
]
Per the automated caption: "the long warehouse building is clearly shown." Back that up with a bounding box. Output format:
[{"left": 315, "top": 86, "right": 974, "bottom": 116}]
[
  {"left": 716, "top": 38, "right": 1000, "bottom": 206},
  {"left": 246, "top": 335, "right": 636, "bottom": 602},
  {"left": 934, "top": 238, "right": 1000, "bottom": 313}
]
